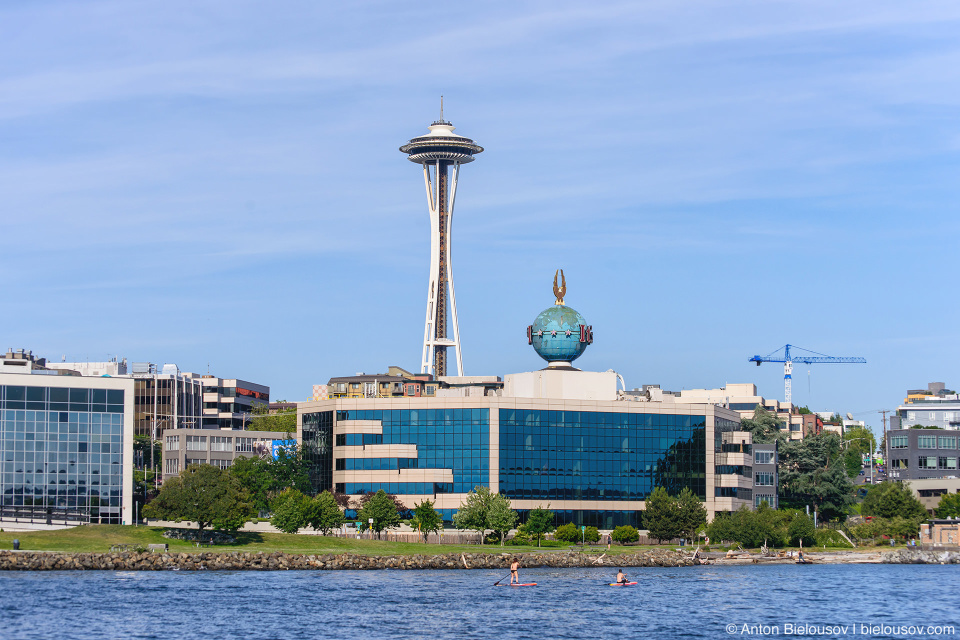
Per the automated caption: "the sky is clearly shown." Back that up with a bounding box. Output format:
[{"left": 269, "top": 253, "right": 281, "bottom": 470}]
[{"left": 2, "top": 1, "right": 959, "bottom": 436}]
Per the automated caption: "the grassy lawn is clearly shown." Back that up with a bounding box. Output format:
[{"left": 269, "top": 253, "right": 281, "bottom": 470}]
[{"left": 0, "top": 525, "right": 661, "bottom": 555}]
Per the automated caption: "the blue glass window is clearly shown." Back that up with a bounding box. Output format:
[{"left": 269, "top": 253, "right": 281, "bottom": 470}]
[
  {"left": 336, "top": 408, "right": 489, "bottom": 495},
  {"left": 499, "top": 409, "right": 706, "bottom": 502}
]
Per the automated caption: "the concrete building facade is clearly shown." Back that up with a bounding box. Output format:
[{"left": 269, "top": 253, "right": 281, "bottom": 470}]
[
  {"left": 199, "top": 377, "right": 270, "bottom": 430},
  {"left": 905, "top": 477, "right": 960, "bottom": 513},
  {"left": 161, "top": 427, "right": 290, "bottom": 482}
]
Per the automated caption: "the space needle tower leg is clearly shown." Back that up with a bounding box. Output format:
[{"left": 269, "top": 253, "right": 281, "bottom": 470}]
[{"left": 401, "top": 112, "right": 483, "bottom": 378}]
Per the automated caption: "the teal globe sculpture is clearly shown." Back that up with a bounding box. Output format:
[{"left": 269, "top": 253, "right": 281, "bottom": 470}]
[{"left": 527, "top": 270, "right": 593, "bottom": 366}]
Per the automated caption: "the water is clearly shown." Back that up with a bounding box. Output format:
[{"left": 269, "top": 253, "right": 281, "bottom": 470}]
[{"left": 1, "top": 565, "right": 958, "bottom": 639}]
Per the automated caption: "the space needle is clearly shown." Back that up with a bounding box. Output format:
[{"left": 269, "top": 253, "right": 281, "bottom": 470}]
[{"left": 400, "top": 101, "right": 483, "bottom": 377}]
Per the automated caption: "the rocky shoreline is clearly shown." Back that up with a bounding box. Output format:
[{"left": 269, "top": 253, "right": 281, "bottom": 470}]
[
  {"left": 1, "top": 548, "right": 956, "bottom": 571},
  {"left": 0, "top": 549, "right": 694, "bottom": 571}
]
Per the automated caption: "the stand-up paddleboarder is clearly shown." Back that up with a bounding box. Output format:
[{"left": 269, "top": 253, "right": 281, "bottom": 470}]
[{"left": 510, "top": 558, "right": 520, "bottom": 585}]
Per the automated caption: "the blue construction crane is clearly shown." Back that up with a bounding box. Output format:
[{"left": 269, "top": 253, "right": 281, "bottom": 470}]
[{"left": 749, "top": 344, "right": 866, "bottom": 404}]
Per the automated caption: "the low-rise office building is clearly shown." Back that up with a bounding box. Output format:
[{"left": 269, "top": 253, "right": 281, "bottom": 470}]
[
  {"left": 0, "top": 369, "right": 135, "bottom": 528},
  {"left": 161, "top": 428, "right": 290, "bottom": 481},
  {"left": 325, "top": 367, "right": 502, "bottom": 400},
  {"left": 895, "top": 382, "right": 960, "bottom": 430},
  {"left": 905, "top": 477, "right": 960, "bottom": 513},
  {"left": 130, "top": 364, "right": 204, "bottom": 438},
  {"left": 299, "top": 391, "right": 747, "bottom": 527},
  {"left": 887, "top": 428, "right": 959, "bottom": 481},
  {"left": 199, "top": 377, "right": 270, "bottom": 429},
  {"left": 712, "top": 432, "right": 778, "bottom": 510}
]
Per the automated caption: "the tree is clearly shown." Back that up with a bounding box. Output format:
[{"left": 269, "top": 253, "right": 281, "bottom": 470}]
[
  {"left": 644, "top": 487, "right": 680, "bottom": 542},
  {"left": 611, "top": 525, "right": 639, "bottom": 544},
  {"left": 887, "top": 516, "right": 922, "bottom": 541},
  {"left": 843, "top": 427, "right": 876, "bottom": 478},
  {"left": 737, "top": 503, "right": 786, "bottom": 548},
  {"left": 354, "top": 491, "right": 410, "bottom": 518},
  {"left": 134, "top": 435, "right": 162, "bottom": 471},
  {"left": 861, "top": 482, "right": 927, "bottom": 520},
  {"left": 229, "top": 447, "right": 314, "bottom": 516},
  {"left": 705, "top": 504, "right": 788, "bottom": 548},
  {"left": 676, "top": 487, "right": 707, "bottom": 542},
  {"left": 779, "top": 433, "right": 855, "bottom": 521},
  {"left": 306, "top": 491, "right": 345, "bottom": 535},
  {"left": 453, "top": 485, "right": 497, "bottom": 544},
  {"left": 522, "top": 506, "right": 555, "bottom": 547},
  {"left": 356, "top": 490, "right": 401, "bottom": 538},
  {"left": 935, "top": 493, "right": 960, "bottom": 519},
  {"left": 411, "top": 499, "right": 443, "bottom": 542},
  {"left": 143, "top": 464, "right": 254, "bottom": 534},
  {"left": 487, "top": 494, "right": 518, "bottom": 546},
  {"left": 267, "top": 446, "right": 313, "bottom": 495},
  {"left": 331, "top": 490, "right": 351, "bottom": 510},
  {"left": 229, "top": 455, "right": 274, "bottom": 515},
  {"left": 740, "top": 405, "right": 785, "bottom": 444},
  {"left": 705, "top": 513, "right": 738, "bottom": 544},
  {"left": 271, "top": 488, "right": 311, "bottom": 534},
  {"left": 787, "top": 513, "right": 816, "bottom": 547}
]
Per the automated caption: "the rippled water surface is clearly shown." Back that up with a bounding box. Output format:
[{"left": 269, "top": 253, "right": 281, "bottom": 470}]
[{"left": 2, "top": 564, "right": 958, "bottom": 639}]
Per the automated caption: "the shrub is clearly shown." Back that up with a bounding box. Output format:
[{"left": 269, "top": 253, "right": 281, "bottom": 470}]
[
  {"left": 507, "top": 530, "right": 531, "bottom": 546},
  {"left": 705, "top": 505, "right": 788, "bottom": 549},
  {"left": 815, "top": 528, "right": 852, "bottom": 548},
  {"left": 611, "top": 525, "right": 639, "bottom": 544},
  {"left": 553, "top": 523, "right": 579, "bottom": 543},
  {"left": 552, "top": 523, "right": 600, "bottom": 543}
]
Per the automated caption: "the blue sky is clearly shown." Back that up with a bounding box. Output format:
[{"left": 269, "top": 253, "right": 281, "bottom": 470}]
[{"left": 2, "top": 1, "right": 959, "bottom": 434}]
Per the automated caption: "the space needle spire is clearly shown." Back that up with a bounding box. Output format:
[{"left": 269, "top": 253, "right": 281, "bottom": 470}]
[{"left": 400, "top": 102, "right": 483, "bottom": 377}]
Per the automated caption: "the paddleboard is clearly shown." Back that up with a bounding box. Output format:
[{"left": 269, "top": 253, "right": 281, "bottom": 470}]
[
  {"left": 609, "top": 582, "right": 638, "bottom": 586},
  {"left": 500, "top": 583, "right": 538, "bottom": 586}
]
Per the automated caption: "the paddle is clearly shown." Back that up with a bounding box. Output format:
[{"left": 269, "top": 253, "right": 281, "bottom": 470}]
[{"left": 494, "top": 573, "right": 512, "bottom": 586}]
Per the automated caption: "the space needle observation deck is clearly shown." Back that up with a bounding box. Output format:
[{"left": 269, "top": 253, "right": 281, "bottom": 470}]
[{"left": 400, "top": 111, "right": 483, "bottom": 378}]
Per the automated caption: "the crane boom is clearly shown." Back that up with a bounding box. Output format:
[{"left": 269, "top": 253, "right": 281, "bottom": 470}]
[{"left": 749, "top": 344, "right": 866, "bottom": 404}]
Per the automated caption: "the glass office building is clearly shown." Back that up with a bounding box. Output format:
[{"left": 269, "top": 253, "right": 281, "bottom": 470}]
[
  {"left": 0, "top": 375, "right": 134, "bottom": 527},
  {"left": 300, "top": 395, "right": 741, "bottom": 528}
]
